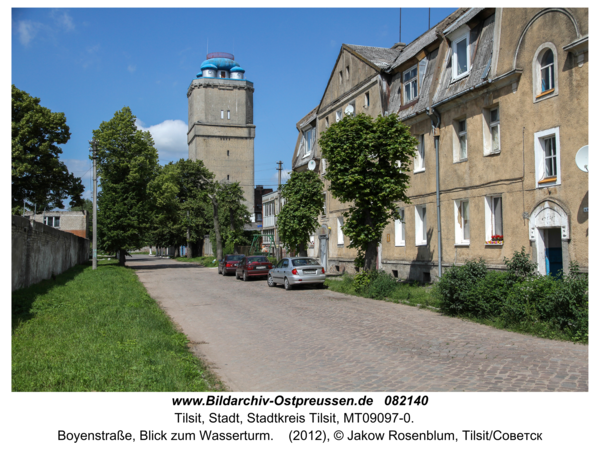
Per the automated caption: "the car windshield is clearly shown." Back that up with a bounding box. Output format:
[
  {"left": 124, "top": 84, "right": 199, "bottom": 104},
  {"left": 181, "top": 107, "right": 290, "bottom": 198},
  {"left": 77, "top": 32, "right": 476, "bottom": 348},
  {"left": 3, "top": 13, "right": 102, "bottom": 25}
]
[
  {"left": 292, "top": 258, "right": 320, "bottom": 266},
  {"left": 249, "top": 257, "right": 269, "bottom": 263},
  {"left": 226, "top": 255, "right": 244, "bottom": 261}
]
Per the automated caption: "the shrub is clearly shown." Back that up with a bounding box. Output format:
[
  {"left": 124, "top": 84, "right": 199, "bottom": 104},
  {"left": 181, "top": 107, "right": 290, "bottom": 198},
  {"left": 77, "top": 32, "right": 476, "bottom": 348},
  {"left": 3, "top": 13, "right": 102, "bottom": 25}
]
[
  {"left": 504, "top": 247, "right": 537, "bottom": 282},
  {"left": 463, "top": 270, "right": 511, "bottom": 319},
  {"left": 365, "top": 271, "right": 398, "bottom": 300},
  {"left": 436, "top": 259, "right": 488, "bottom": 315},
  {"left": 352, "top": 270, "right": 374, "bottom": 292}
]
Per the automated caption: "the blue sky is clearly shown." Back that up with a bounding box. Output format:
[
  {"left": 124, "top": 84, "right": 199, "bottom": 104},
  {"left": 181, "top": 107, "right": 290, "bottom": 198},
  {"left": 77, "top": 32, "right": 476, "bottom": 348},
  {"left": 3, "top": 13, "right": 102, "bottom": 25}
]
[{"left": 12, "top": 7, "right": 456, "bottom": 200}]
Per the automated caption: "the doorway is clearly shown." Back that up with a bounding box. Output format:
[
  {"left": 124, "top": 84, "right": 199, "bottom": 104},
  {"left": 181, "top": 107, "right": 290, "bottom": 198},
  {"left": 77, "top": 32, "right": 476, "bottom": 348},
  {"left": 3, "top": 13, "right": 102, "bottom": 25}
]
[{"left": 544, "top": 228, "right": 563, "bottom": 276}]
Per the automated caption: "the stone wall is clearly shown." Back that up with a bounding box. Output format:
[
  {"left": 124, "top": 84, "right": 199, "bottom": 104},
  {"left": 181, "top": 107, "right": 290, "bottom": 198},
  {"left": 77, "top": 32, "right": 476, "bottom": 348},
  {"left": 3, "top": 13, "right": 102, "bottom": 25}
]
[{"left": 12, "top": 215, "right": 90, "bottom": 291}]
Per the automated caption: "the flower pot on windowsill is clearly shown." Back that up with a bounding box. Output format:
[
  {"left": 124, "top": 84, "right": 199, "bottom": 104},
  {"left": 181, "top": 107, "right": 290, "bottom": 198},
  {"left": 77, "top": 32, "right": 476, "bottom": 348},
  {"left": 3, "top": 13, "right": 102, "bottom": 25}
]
[{"left": 485, "top": 240, "right": 504, "bottom": 245}]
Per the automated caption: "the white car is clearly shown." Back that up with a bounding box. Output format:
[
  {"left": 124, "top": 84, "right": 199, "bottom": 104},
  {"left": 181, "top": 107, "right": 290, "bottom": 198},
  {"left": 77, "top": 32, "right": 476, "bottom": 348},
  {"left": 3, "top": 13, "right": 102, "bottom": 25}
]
[{"left": 267, "top": 258, "right": 326, "bottom": 290}]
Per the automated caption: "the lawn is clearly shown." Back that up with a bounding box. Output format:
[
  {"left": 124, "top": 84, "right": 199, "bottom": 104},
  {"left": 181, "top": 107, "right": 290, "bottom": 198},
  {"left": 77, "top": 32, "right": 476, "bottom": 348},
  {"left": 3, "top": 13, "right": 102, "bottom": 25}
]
[
  {"left": 12, "top": 260, "right": 224, "bottom": 392},
  {"left": 175, "top": 255, "right": 219, "bottom": 267}
]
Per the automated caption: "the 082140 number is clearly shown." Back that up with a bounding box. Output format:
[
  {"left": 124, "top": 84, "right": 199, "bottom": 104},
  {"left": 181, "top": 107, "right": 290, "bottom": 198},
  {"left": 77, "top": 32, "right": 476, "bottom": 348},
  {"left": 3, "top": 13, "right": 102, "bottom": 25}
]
[{"left": 384, "top": 395, "right": 428, "bottom": 406}]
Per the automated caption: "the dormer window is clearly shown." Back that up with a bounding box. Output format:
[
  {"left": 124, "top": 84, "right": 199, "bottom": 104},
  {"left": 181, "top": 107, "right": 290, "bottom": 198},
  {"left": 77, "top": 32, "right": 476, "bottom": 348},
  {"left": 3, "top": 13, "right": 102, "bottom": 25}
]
[
  {"left": 403, "top": 65, "right": 418, "bottom": 102},
  {"left": 540, "top": 50, "right": 555, "bottom": 93},
  {"left": 299, "top": 127, "right": 315, "bottom": 158},
  {"left": 451, "top": 30, "right": 470, "bottom": 80}
]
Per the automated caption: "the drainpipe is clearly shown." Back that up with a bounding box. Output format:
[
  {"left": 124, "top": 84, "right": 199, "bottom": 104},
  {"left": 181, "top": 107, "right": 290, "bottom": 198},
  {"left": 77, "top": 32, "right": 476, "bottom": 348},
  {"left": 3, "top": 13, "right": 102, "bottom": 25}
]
[{"left": 426, "top": 107, "right": 442, "bottom": 280}]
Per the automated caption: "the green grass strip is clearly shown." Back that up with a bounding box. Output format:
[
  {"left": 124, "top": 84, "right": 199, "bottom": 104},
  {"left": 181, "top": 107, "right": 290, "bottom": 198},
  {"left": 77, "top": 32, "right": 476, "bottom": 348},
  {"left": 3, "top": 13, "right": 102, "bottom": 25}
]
[
  {"left": 12, "top": 260, "right": 224, "bottom": 392},
  {"left": 175, "top": 256, "right": 218, "bottom": 267}
]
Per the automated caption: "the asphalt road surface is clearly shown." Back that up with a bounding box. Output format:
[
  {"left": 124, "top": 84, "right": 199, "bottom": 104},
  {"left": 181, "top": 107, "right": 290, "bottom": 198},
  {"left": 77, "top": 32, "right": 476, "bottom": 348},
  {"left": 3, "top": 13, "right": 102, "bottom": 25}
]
[{"left": 128, "top": 255, "right": 588, "bottom": 392}]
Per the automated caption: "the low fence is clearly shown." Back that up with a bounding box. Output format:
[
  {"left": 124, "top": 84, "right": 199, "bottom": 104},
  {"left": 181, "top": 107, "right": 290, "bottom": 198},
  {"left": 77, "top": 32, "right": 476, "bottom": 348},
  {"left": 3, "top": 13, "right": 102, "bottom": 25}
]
[{"left": 12, "top": 215, "right": 90, "bottom": 291}]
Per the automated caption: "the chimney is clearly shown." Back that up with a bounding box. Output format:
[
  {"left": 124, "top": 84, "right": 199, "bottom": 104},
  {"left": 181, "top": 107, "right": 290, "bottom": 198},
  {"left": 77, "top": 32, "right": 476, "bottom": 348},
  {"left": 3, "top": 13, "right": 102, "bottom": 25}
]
[{"left": 391, "top": 42, "right": 406, "bottom": 51}]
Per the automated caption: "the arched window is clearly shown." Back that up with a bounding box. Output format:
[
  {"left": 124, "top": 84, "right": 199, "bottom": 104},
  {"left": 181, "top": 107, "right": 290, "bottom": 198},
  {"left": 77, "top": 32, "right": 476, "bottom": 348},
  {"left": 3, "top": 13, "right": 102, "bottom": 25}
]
[
  {"left": 533, "top": 44, "right": 558, "bottom": 102},
  {"left": 540, "top": 49, "right": 555, "bottom": 93}
]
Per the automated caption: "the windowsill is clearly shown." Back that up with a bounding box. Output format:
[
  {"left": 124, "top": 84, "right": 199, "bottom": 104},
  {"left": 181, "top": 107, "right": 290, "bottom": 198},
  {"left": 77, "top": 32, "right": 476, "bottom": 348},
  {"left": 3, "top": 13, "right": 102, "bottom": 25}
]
[
  {"left": 454, "top": 243, "right": 470, "bottom": 247},
  {"left": 416, "top": 243, "right": 428, "bottom": 247},
  {"left": 450, "top": 71, "right": 470, "bottom": 84},
  {"left": 536, "top": 88, "right": 555, "bottom": 99},
  {"left": 454, "top": 158, "right": 468, "bottom": 164},
  {"left": 538, "top": 176, "right": 557, "bottom": 184},
  {"left": 413, "top": 168, "right": 425, "bottom": 174},
  {"left": 337, "top": 244, "right": 344, "bottom": 248},
  {"left": 395, "top": 243, "right": 406, "bottom": 247}
]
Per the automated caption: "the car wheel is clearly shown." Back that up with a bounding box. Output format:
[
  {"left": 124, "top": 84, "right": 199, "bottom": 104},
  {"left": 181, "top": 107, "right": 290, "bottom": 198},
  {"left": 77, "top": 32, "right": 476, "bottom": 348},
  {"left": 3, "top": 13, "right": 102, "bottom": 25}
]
[
  {"left": 235, "top": 271, "right": 239, "bottom": 279},
  {"left": 267, "top": 274, "right": 276, "bottom": 287},
  {"left": 243, "top": 271, "right": 248, "bottom": 281},
  {"left": 284, "top": 277, "right": 293, "bottom": 291},
  {"left": 222, "top": 269, "right": 227, "bottom": 276},
  {"left": 315, "top": 283, "right": 325, "bottom": 289}
]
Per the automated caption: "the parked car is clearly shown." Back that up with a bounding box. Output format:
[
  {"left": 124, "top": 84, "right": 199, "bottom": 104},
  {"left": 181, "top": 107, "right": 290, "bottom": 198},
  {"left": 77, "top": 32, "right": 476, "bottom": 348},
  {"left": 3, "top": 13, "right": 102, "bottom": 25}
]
[
  {"left": 218, "top": 254, "right": 245, "bottom": 276},
  {"left": 267, "top": 257, "right": 326, "bottom": 290},
  {"left": 235, "top": 255, "right": 273, "bottom": 281}
]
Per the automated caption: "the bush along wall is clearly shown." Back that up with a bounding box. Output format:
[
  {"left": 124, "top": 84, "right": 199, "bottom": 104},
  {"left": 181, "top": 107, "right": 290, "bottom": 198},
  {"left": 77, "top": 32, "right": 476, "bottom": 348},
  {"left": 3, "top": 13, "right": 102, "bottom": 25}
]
[{"left": 435, "top": 248, "right": 588, "bottom": 343}]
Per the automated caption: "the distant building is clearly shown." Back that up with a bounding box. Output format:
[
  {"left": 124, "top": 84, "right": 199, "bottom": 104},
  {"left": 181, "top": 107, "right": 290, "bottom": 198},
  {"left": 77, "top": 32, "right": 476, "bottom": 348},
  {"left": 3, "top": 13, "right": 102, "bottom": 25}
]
[
  {"left": 254, "top": 185, "right": 273, "bottom": 223},
  {"left": 187, "top": 51, "right": 255, "bottom": 212},
  {"left": 23, "top": 210, "right": 89, "bottom": 239}
]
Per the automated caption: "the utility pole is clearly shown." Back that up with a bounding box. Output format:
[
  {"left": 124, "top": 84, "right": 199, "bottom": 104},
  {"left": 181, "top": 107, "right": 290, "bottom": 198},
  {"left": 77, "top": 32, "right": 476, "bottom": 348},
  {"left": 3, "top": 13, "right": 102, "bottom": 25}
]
[
  {"left": 90, "top": 139, "right": 98, "bottom": 270},
  {"left": 276, "top": 161, "right": 283, "bottom": 258}
]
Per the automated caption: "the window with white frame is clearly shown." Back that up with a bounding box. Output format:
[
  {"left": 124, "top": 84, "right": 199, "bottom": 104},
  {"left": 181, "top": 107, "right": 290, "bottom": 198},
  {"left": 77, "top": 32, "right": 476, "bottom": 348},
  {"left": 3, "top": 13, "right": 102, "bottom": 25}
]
[
  {"left": 540, "top": 49, "right": 555, "bottom": 93},
  {"left": 322, "top": 193, "right": 327, "bottom": 215},
  {"left": 227, "top": 110, "right": 230, "bottom": 120},
  {"left": 44, "top": 216, "right": 60, "bottom": 228},
  {"left": 484, "top": 196, "right": 503, "bottom": 242},
  {"left": 454, "top": 118, "right": 467, "bottom": 161},
  {"left": 534, "top": 127, "right": 561, "bottom": 187},
  {"left": 337, "top": 217, "right": 344, "bottom": 246},
  {"left": 403, "top": 65, "right": 418, "bottom": 102},
  {"left": 301, "top": 127, "right": 314, "bottom": 157},
  {"left": 414, "top": 134, "right": 425, "bottom": 172},
  {"left": 364, "top": 91, "right": 370, "bottom": 107},
  {"left": 415, "top": 205, "right": 427, "bottom": 246},
  {"left": 336, "top": 110, "right": 342, "bottom": 122},
  {"left": 221, "top": 110, "right": 224, "bottom": 119},
  {"left": 394, "top": 208, "right": 405, "bottom": 246},
  {"left": 454, "top": 200, "right": 470, "bottom": 245},
  {"left": 483, "top": 107, "right": 500, "bottom": 155},
  {"left": 451, "top": 30, "right": 470, "bottom": 79},
  {"left": 321, "top": 158, "right": 326, "bottom": 175}
]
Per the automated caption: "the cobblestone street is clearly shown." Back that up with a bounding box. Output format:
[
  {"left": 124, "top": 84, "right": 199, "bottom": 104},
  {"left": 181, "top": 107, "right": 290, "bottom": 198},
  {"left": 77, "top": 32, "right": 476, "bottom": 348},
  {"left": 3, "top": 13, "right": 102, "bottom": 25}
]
[{"left": 128, "top": 255, "right": 588, "bottom": 392}]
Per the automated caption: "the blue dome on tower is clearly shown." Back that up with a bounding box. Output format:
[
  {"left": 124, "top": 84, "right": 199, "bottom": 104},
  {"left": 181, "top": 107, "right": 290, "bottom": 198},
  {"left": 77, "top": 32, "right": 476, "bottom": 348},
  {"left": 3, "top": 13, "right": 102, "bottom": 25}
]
[{"left": 197, "top": 52, "right": 244, "bottom": 79}]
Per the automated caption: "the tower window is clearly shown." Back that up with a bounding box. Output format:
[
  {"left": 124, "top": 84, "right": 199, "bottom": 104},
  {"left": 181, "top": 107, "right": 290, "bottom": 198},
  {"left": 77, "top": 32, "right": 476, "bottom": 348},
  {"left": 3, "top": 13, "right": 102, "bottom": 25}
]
[
  {"left": 227, "top": 110, "right": 230, "bottom": 120},
  {"left": 221, "top": 110, "right": 224, "bottom": 119},
  {"left": 227, "top": 175, "right": 230, "bottom": 181},
  {"left": 220, "top": 71, "right": 226, "bottom": 78},
  {"left": 227, "top": 150, "right": 230, "bottom": 157}
]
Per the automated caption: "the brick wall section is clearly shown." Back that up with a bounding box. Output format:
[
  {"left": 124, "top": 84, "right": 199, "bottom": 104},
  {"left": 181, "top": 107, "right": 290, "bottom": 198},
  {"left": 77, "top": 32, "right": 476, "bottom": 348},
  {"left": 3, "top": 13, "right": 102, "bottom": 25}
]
[{"left": 12, "top": 215, "right": 90, "bottom": 291}]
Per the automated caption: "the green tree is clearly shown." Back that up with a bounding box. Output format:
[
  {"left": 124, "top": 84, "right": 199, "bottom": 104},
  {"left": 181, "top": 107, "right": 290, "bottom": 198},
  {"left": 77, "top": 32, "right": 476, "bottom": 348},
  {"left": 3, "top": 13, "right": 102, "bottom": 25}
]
[
  {"left": 12, "top": 85, "right": 84, "bottom": 214},
  {"left": 148, "top": 159, "right": 214, "bottom": 257},
  {"left": 93, "top": 107, "right": 159, "bottom": 265},
  {"left": 216, "top": 182, "right": 252, "bottom": 250},
  {"left": 319, "top": 112, "right": 418, "bottom": 270},
  {"left": 277, "top": 170, "right": 324, "bottom": 256}
]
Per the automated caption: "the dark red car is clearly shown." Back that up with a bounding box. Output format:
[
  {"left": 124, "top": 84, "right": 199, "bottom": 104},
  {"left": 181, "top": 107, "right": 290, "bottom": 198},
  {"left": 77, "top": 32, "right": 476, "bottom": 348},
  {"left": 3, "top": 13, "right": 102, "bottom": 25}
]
[
  {"left": 235, "top": 255, "right": 273, "bottom": 281},
  {"left": 218, "top": 254, "right": 245, "bottom": 276}
]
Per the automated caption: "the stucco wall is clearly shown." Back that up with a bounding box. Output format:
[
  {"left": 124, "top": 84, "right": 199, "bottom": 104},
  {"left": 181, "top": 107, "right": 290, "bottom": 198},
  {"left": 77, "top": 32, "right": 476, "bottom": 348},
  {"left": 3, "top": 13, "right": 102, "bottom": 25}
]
[{"left": 12, "top": 215, "right": 90, "bottom": 291}]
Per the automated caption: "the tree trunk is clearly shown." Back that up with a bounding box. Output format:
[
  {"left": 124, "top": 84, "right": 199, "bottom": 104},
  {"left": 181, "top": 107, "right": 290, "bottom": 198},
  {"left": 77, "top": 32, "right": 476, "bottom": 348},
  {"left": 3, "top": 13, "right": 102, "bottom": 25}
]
[
  {"left": 118, "top": 248, "right": 126, "bottom": 266},
  {"left": 297, "top": 243, "right": 307, "bottom": 257},
  {"left": 211, "top": 196, "right": 223, "bottom": 261},
  {"left": 186, "top": 227, "right": 192, "bottom": 258},
  {"left": 363, "top": 241, "right": 378, "bottom": 271}
]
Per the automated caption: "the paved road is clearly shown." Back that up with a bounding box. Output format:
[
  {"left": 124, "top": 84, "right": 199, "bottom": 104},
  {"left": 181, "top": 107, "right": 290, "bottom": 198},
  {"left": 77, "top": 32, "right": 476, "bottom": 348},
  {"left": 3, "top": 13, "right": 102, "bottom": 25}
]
[{"left": 128, "top": 255, "right": 588, "bottom": 392}]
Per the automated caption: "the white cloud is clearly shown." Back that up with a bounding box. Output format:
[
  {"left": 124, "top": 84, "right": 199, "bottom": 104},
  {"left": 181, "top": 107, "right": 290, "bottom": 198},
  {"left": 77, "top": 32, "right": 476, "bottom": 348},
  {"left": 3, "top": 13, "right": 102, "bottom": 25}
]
[
  {"left": 128, "top": 64, "right": 136, "bottom": 73},
  {"left": 135, "top": 118, "right": 188, "bottom": 162},
  {"left": 52, "top": 10, "right": 75, "bottom": 31},
  {"left": 17, "top": 20, "right": 40, "bottom": 46},
  {"left": 271, "top": 169, "right": 292, "bottom": 185}
]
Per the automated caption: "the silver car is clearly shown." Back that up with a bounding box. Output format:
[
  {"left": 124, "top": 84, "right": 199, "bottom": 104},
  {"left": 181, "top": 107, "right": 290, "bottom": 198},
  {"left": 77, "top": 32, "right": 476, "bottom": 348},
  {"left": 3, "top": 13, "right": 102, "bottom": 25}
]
[{"left": 267, "top": 257, "right": 326, "bottom": 290}]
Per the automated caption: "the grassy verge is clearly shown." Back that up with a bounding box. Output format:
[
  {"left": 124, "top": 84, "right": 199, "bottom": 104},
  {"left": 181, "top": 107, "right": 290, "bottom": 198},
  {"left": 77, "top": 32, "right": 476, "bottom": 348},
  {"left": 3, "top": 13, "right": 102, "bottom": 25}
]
[
  {"left": 325, "top": 274, "right": 439, "bottom": 309},
  {"left": 12, "top": 260, "right": 225, "bottom": 391},
  {"left": 175, "top": 256, "right": 219, "bottom": 267}
]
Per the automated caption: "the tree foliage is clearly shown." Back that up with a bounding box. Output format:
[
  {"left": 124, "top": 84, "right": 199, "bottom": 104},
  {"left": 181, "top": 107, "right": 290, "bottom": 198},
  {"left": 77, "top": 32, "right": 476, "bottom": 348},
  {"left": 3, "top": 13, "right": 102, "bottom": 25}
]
[
  {"left": 12, "top": 85, "right": 84, "bottom": 213},
  {"left": 319, "top": 113, "right": 418, "bottom": 270},
  {"left": 216, "top": 182, "right": 252, "bottom": 248},
  {"left": 93, "top": 107, "right": 159, "bottom": 264},
  {"left": 277, "top": 170, "right": 324, "bottom": 256},
  {"left": 148, "top": 159, "right": 214, "bottom": 253}
]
